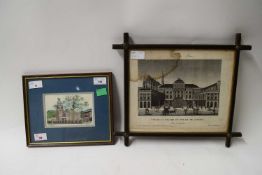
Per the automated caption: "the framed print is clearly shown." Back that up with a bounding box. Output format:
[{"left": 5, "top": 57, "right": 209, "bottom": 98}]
[
  {"left": 113, "top": 33, "right": 251, "bottom": 147},
  {"left": 130, "top": 50, "right": 233, "bottom": 133},
  {"left": 23, "top": 72, "right": 113, "bottom": 147}
]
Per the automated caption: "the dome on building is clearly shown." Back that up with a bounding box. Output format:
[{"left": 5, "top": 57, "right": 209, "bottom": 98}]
[{"left": 174, "top": 78, "right": 184, "bottom": 84}]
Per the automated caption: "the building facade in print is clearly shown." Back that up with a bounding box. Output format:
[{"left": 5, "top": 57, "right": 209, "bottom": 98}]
[
  {"left": 53, "top": 97, "right": 93, "bottom": 123},
  {"left": 138, "top": 75, "right": 220, "bottom": 110},
  {"left": 138, "top": 75, "right": 165, "bottom": 109},
  {"left": 158, "top": 84, "right": 173, "bottom": 105},
  {"left": 202, "top": 81, "right": 220, "bottom": 109}
]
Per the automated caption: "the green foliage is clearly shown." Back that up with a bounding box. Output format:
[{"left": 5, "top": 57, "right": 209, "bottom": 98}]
[
  {"left": 51, "top": 95, "right": 89, "bottom": 112},
  {"left": 47, "top": 110, "right": 56, "bottom": 119}
]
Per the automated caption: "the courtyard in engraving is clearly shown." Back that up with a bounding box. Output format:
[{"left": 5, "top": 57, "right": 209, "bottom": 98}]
[{"left": 138, "top": 59, "right": 221, "bottom": 116}]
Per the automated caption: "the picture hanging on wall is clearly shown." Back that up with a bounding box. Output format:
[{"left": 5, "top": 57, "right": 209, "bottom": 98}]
[
  {"left": 130, "top": 50, "right": 233, "bottom": 133},
  {"left": 22, "top": 72, "right": 113, "bottom": 147},
  {"left": 113, "top": 33, "right": 252, "bottom": 147}
]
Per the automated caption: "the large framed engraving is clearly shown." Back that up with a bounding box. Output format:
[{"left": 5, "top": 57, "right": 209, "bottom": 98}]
[
  {"left": 113, "top": 33, "right": 252, "bottom": 147},
  {"left": 131, "top": 51, "right": 231, "bottom": 133},
  {"left": 23, "top": 72, "right": 113, "bottom": 147}
]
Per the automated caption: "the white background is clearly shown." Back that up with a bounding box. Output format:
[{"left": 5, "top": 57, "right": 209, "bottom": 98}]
[{"left": 0, "top": 0, "right": 262, "bottom": 175}]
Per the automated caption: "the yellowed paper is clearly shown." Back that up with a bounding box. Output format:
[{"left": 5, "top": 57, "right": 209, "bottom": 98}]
[
  {"left": 43, "top": 92, "right": 95, "bottom": 128},
  {"left": 129, "top": 50, "right": 235, "bottom": 133}
]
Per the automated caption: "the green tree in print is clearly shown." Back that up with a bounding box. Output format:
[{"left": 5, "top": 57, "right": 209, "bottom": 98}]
[
  {"left": 61, "top": 95, "right": 88, "bottom": 112},
  {"left": 52, "top": 95, "right": 89, "bottom": 121}
]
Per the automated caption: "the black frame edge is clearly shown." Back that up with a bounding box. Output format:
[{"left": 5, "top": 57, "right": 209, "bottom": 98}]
[
  {"left": 225, "top": 33, "right": 242, "bottom": 147},
  {"left": 113, "top": 33, "right": 251, "bottom": 147},
  {"left": 113, "top": 44, "right": 251, "bottom": 50}
]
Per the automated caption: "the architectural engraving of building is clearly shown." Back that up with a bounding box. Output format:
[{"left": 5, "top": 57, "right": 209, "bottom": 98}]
[
  {"left": 138, "top": 74, "right": 220, "bottom": 115},
  {"left": 138, "top": 75, "right": 165, "bottom": 109},
  {"left": 48, "top": 97, "right": 92, "bottom": 124}
]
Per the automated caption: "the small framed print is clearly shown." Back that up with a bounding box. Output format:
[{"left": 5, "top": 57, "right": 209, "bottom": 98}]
[
  {"left": 43, "top": 92, "right": 95, "bottom": 128},
  {"left": 113, "top": 33, "right": 251, "bottom": 147},
  {"left": 22, "top": 72, "right": 113, "bottom": 147}
]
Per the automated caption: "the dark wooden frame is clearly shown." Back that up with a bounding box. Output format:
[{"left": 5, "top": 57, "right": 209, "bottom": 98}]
[
  {"left": 23, "top": 72, "right": 114, "bottom": 147},
  {"left": 113, "top": 33, "right": 252, "bottom": 147}
]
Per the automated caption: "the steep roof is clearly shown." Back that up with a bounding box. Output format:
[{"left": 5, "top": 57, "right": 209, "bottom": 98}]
[
  {"left": 143, "top": 75, "right": 160, "bottom": 85},
  {"left": 159, "top": 84, "right": 173, "bottom": 88},
  {"left": 202, "top": 82, "right": 218, "bottom": 90},
  {"left": 144, "top": 75, "right": 155, "bottom": 81},
  {"left": 185, "top": 84, "right": 199, "bottom": 88},
  {"left": 174, "top": 78, "right": 184, "bottom": 84}
]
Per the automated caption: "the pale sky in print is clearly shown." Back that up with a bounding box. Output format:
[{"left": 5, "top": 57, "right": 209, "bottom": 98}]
[{"left": 138, "top": 59, "right": 221, "bottom": 87}]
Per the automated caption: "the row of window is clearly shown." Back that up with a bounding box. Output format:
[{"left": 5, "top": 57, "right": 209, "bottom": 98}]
[
  {"left": 139, "top": 93, "right": 218, "bottom": 101},
  {"left": 165, "top": 91, "right": 173, "bottom": 94},
  {"left": 185, "top": 91, "right": 193, "bottom": 95},
  {"left": 207, "top": 96, "right": 219, "bottom": 100},
  {"left": 185, "top": 95, "right": 192, "bottom": 99},
  {"left": 206, "top": 86, "right": 218, "bottom": 91},
  {"left": 206, "top": 93, "right": 219, "bottom": 100},
  {"left": 139, "top": 91, "right": 151, "bottom": 100},
  {"left": 140, "top": 101, "right": 151, "bottom": 108},
  {"left": 165, "top": 95, "right": 172, "bottom": 99},
  {"left": 139, "top": 91, "right": 219, "bottom": 101},
  {"left": 206, "top": 101, "right": 218, "bottom": 108},
  {"left": 140, "top": 96, "right": 150, "bottom": 100}
]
